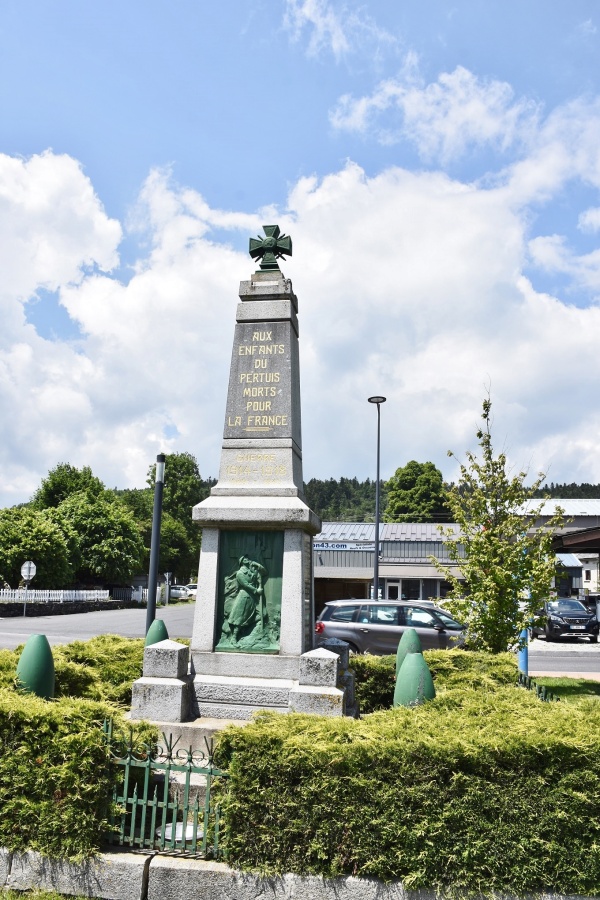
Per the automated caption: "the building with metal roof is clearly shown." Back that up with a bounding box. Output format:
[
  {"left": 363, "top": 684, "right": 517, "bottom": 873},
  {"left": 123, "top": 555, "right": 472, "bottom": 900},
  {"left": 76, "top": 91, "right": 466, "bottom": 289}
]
[
  {"left": 522, "top": 499, "right": 600, "bottom": 529},
  {"left": 312, "top": 513, "right": 599, "bottom": 614},
  {"left": 313, "top": 521, "right": 464, "bottom": 612}
]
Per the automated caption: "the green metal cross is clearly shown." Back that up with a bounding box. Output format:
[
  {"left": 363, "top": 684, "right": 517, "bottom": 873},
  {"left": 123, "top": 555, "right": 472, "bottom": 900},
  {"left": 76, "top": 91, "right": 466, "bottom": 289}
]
[{"left": 249, "top": 225, "right": 292, "bottom": 272}]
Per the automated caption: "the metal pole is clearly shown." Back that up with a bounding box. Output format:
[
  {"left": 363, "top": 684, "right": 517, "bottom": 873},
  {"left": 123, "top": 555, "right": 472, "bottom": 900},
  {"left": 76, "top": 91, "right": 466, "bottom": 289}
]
[
  {"left": 146, "top": 453, "right": 166, "bottom": 634},
  {"left": 368, "top": 396, "right": 386, "bottom": 601},
  {"left": 23, "top": 580, "right": 29, "bottom": 618},
  {"left": 517, "top": 627, "right": 529, "bottom": 675}
]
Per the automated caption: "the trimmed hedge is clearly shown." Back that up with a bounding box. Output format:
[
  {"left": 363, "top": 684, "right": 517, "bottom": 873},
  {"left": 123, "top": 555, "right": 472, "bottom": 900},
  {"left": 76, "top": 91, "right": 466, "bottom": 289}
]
[
  {"left": 216, "top": 682, "right": 600, "bottom": 894},
  {"left": 0, "top": 636, "right": 154, "bottom": 858},
  {"left": 351, "top": 648, "right": 517, "bottom": 713},
  {"left": 0, "top": 635, "right": 145, "bottom": 706},
  {"left": 0, "top": 690, "right": 117, "bottom": 857},
  {"left": 52, "top": 635, "right": 145, "bottom": 705}
]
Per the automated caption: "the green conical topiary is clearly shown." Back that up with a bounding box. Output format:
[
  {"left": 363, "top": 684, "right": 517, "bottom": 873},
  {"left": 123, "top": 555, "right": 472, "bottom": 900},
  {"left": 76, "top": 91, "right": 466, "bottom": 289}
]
[
  {"left": 393, "top": 651, "right": 436, "bottom": 707},
  {"left": 16, "top": 633, "right": 55, "bottom": 699},
  {"left": 145, "top": 618, "right": 169, "bottom": 646},
  {"left": 395, "top": 627, "right": 422, "bottom": 676}
]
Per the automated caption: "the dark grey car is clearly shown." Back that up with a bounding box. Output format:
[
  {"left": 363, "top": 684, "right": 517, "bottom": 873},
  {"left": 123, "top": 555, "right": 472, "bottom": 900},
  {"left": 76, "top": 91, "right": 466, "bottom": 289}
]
[
  {"left": 315, "top": 599, "right": 464, "bottom": 655},
  {"left": 533, "top": 598, "right": 598, "bottom": 642}
]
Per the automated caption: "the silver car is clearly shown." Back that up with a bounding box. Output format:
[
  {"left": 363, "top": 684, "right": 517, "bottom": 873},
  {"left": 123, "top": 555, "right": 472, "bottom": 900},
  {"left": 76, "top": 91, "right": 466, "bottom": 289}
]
[{"left": 315, "top": 599, "right": 464, "bottom": 655}]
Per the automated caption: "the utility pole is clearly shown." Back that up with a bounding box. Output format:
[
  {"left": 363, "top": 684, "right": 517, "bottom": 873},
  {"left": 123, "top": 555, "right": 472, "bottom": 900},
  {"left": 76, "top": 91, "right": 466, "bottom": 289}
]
[{"left": 145, "top": 453, "right": 165, "bottom": 634}]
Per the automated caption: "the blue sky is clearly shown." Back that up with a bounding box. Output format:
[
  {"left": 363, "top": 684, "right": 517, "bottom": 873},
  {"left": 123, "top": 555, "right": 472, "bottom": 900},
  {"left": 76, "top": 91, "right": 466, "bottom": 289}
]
[{"left": 1, "top": 0, "right": 600, "bottom": 506}]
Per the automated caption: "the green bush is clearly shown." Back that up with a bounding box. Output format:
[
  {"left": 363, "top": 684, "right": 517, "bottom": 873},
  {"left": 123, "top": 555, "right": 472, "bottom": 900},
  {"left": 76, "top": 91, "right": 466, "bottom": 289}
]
[
  {"left": 0, "top": 636, "right": 155, "bottom": 858},
  {"left": 53, "top": 635, "right": 145, "bottom": 705},
  {"left": 0, "top": 648, "right": 18, "bottom": 690},
  {"left": 215, "top": 686, "right": 600, "bottom": 894},
  {"left": 0, "top": 689, "right": 135, "bottom": 857},
  {"left": 2, "top": 635, "right": 145, "bottom": 706},
  {"left": 351, "top": 648, "right": 517, "bottom": 713}
]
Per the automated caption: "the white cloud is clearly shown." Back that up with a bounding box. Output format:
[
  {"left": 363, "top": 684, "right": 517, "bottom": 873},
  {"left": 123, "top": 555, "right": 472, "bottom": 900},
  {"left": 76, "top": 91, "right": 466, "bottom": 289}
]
[
  {"left": 3, "top": 94, "right": 600, "bottom": 508},
  {"left": 576, "top": 18, "right": 597, "bottom": 37},
  {"left": 528, "top": 235, "right": 600, "bottom": 294},
  {"left": 282, "top": 0, "right": 396, "bottom": 62},
  {"left": 330, "top": 64, "right": 538, "bottom": 161},
  {"left": 0, "top": 151, "right": 120, "bottom": 302},
  {"left": 579, "top": 207, "right": 600, "bottom": 232}
]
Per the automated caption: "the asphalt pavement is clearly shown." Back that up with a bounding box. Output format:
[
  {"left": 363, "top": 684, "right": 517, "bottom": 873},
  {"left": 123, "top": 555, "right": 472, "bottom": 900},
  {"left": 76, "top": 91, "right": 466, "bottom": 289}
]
[
  {"left": 1, "top": 608, "right": 599, "bottom": 678},
  {"left": 528, "top": 635, "right": 600, "bottom": 679},
  {"left": 0, "top": 604, "right": 196, "bottom": 651}
]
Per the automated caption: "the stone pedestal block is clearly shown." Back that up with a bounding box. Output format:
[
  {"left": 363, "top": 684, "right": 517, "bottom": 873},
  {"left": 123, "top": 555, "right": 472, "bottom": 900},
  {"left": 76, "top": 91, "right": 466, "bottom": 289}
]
[
  {"left": 193, "top": 674, "right": 294, "bottom": 719},
  {"left": 299, "top": 648, "right": 339, "bottom": 687},
  {"left": 288, "top": 684, "right": 345, "bottom": 716},
  {"left": 143, "top": 639, "right": 189, "bottom": 679},
  {"left": 318, "top": 638, "right": 350, "bottom": 669},
  {"left": 317, "top": 638, "right": 358, "bottom": 718},
  {"left": 131, "top": 676, "right": 191, "bottom": 723}
]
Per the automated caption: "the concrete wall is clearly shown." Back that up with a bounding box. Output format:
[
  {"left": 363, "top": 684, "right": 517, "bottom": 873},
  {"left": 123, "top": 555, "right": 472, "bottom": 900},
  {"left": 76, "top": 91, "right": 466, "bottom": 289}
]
[
  {"left": 0, "top": 599, "right": 139, "bottom": 618},
  {"left": 0, "top": 848, "right": 592, "bottom": 900}
]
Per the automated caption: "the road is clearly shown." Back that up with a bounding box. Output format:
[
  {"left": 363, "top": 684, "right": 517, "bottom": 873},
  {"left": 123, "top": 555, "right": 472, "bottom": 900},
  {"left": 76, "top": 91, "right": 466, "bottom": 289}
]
[
  {"left": 0, "top": 605, "right": 196, "bottom": 650},
  {"left": 528, "top": 636, "right": 600, "bottom": 679},
  {"left": 1, "top": 608, "right": 600, "bottom": 678}
]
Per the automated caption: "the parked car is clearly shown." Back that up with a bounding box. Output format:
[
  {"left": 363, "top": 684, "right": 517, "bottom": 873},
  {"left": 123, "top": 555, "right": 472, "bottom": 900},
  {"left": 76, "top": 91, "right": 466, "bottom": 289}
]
[
  {"left": 315, "top": 599, "right": 465, "bottom": 655},
  {"left": 580, "top": 593, "right": 600, "bottom": 615},
  {"left": 169, "top": 584, "right": 190, "bottom": 600},
  {"left": 532, "top": 598, "right": 598, "bottom": 642},
  {"left": 186, "top": 583, "right": 197, "bottom": 598}
]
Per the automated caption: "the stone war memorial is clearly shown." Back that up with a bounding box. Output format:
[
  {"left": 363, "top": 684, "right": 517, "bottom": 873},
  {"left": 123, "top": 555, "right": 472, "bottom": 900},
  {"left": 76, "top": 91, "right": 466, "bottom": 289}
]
[{"left": 132, "top": 226, "right": 356, "bottom": 725}]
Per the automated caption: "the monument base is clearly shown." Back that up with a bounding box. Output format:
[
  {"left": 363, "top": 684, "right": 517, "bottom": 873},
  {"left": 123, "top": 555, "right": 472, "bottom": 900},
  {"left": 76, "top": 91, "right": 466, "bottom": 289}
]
[{"left": 131, "top": 641, "right": 358, "bottom": 724}]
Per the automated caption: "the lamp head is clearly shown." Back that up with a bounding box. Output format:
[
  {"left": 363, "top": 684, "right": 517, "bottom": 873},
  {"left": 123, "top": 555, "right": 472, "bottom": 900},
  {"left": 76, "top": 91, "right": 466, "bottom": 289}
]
[{"left": 368, "top": 396, "right": 386, "bottom": 405}]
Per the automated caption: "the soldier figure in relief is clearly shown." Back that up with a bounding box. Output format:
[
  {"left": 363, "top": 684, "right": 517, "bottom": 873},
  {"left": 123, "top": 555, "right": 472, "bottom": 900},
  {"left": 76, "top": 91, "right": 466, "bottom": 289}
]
[{"left": 221, "top": 556, "right": 268, "bottom": 645}]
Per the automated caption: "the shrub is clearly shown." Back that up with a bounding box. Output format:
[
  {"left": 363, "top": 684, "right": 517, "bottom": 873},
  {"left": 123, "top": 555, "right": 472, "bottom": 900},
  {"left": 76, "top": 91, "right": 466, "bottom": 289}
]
[
  {"left": 215, "top": 685, "right": 600, "bottom": 894},
  {"left": 53, "top": 635, "right": 145, "bottom": 705},
  {"left": 0, "top": 690, "right": 138, "bottom": 857},
  {"left": 351, "top": 648, "right": 517, "bottom": 713}
]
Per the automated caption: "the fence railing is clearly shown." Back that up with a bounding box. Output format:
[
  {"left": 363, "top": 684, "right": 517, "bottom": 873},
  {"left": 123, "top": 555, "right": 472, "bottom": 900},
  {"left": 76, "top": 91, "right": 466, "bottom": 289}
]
[
  {"left": 0, "top": 588, "right": 110, "bottom": 603},
  {"left": 517, "top": 671, "right": 560, "bottom": 702},
  {"left": 103, "top": 720, "right": 228, "bottom": 858}
]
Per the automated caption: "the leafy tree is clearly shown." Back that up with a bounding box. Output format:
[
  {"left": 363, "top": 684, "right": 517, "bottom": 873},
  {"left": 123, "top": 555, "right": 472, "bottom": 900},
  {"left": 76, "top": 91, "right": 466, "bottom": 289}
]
[
  {"left": 54, "top": 493, "right": 145, "bottom": 584},
  {"left": 435, "top": 398, "right": 564, "bottom": 653},
  {"left": 146, "top": 452, "right": 215, "bottom": 535},
  {"left": 0, "top": 507, "right": 74, "bottom": 587},
  {"left": 384, "top": 461, "right": 450, "bottom": 523},
  {"left": 30, "top": 463, "right": 107, "bottom": 509},
  {"left": 134, "top": 509, "right": 199, "bottom": 584}
]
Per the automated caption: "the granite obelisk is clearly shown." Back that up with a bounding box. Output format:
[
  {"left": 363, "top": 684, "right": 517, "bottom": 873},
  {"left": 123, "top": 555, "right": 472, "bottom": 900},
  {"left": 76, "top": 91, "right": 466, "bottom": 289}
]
[
  {"left": 188, "top": 227, "right": 352, "bottom": 719},
  {"left": 130, "top": 227, "right": 356, "bottom": 724}
]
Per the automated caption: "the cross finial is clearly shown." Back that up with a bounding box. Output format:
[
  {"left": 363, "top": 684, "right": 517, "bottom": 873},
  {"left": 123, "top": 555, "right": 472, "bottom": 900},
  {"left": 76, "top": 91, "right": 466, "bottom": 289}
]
[{"left": 249, "top": 225, "right": 292, "bottom": 272}]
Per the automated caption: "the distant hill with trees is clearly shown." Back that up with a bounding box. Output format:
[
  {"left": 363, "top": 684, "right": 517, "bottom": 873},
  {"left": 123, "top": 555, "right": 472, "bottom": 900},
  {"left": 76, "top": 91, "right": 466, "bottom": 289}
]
[
  {"left": 303, "top": 477, "right": 385, "bottom": 523},
  {"left": 303, "top": 472, "right": 600, "bottom": 522},
  {"left": 532, "top": 482, "right": 600, "bottom": 498}
]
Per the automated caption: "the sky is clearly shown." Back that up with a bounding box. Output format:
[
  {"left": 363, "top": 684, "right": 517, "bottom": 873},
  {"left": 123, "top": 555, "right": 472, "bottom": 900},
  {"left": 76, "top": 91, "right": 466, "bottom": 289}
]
[{"left": 1, "top": 0, "right": 600, "bottom": 507}]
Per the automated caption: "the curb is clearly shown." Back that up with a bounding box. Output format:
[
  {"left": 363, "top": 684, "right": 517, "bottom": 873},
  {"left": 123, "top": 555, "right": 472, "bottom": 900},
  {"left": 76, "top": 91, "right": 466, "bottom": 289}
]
[{"left": 0, "top": 848, "right": 596, "bottom": 900}]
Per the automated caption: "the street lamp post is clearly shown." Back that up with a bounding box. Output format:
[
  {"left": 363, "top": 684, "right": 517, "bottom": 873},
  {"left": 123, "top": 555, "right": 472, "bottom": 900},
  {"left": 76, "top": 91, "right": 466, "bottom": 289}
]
[
  {"left": 145, "top": 453, "right": 166, "bottom": 635},
  {"left": 368, "top": 396, "right": 386, "bottom": 601}
]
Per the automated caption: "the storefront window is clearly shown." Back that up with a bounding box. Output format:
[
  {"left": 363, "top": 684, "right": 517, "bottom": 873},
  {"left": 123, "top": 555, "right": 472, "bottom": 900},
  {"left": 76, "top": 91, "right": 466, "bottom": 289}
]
[
  {"left": 423, "top": 580, "right": 438, "bottom": 600},
  {"left": 401, "top": 579, "right": 421, "bottom": 601}
]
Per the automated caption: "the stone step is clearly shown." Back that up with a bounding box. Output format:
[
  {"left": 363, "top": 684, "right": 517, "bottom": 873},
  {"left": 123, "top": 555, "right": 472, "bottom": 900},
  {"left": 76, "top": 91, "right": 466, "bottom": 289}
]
[
  {"left": 149, "top": 716, "right": 246, "bottom": 755},
  {"left": 193, "top": 673, "right": 296, "bottom": 708}
]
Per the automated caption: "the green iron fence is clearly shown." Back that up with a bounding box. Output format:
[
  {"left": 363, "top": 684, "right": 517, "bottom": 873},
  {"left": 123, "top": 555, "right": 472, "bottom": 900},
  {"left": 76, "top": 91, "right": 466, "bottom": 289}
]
[
  {"left": 517, "top": 671, "right": 560, "bottom": 702},
  {"left": 103, "top": 719, "right": 228, "bottom": 858}
]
